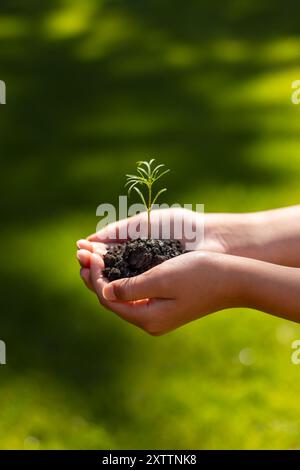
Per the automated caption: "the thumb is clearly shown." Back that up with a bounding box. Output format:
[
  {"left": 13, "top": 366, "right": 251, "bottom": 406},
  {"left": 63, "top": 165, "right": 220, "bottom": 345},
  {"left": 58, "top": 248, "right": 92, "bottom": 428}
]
[{"left": 103, "top": 271, "right": 163, "bottom": 301}]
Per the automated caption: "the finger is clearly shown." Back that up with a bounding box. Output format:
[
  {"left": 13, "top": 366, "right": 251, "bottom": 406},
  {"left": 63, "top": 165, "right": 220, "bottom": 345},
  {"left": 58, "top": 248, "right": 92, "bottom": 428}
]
[
  {"left": 76, "top": 239, "right": 93, "bottom": 250},
  {"left": 88, "top": 218, "right": 131, "bottom": 242},
  {"left": 80, "top": 267, "right": 94, "bottom": 291},
  {"left": 89, "top": 254, "right": 170, "bottom": 329},
  {"left": 77, "top": 239, "right": 108, "bottom": 253},
  {"left": 77, "top": 249, "right": 92, "bottom": 268},
  {"left": 91, "top": 242, "right": 108, "bottom": 255},
  {"left": 88, "top": 212, "right": 150, "bottom": 242},
  {"left": 102, "top": 268, "right": 170, "bottom": 302}
]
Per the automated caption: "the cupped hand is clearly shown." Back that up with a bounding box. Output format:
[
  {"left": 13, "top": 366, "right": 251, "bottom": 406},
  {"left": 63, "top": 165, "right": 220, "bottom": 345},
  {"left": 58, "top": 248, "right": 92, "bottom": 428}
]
[
  {"left": 75, "top": 207, "right": 243, "bottom": 308},
  {"left": 85, "top": 207, "right": 256, "bottom": 254},
  {"left": 77, "top": 248, "right": 240, "bottom": 335},
  {"left": 75, "top": 208, "right": 255, "bottom": 334},
  {"left": 87, "top": 208, "right": 207, "bottom": 251}
]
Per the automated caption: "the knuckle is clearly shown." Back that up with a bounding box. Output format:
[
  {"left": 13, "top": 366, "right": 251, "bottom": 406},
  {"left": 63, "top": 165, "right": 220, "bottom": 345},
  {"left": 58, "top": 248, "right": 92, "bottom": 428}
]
[
  {"left": 148, "top": 329, "right": 163, "bottom": 337},
  {"left": 113, "top": 280, "right": 126, "bottom": 300},
  {"left": 147, "top": 327, "right": 164, "bottom": 336},
  {"left": 141, "top": 318, "right": 163, "bottom": 336},
  {"left": 114, "top": 277, "right": 135, "bottom": 300},
  {"left": 138, "top": 271, "right": 151, "bottom": 285},
  {"left": 148, "top": 267, "right": 169, "bottom": 293},
  {"left": 172, "top": 207, "right": 184, "bottom": 216},
  {"left": 173, "top": 207, "right": 189, "bottom": 219}
]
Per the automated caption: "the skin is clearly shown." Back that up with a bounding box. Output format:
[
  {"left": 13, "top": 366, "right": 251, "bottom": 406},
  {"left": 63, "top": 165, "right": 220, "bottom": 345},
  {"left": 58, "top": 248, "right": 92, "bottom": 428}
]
[{"left": 76, "top": 206, "right": 300, "bottom": 335}]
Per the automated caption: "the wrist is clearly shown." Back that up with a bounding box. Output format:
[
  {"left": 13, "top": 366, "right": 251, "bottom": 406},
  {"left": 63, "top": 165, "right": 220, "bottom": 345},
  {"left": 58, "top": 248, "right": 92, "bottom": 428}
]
[
  {"left": 214, "top": 253, "right": 276, "bottom": 312},
  {"left": 200, "top": 251, "right": 252, "bottom": 310},
  {"left": 204, "top": 211, "right": 267, "bottom": 259},
  {"left": 196, "top": 250, "right": 300, "bottom": 323},
  {"left": 221, "top": 255, "right": 251, "bottom": 309}
]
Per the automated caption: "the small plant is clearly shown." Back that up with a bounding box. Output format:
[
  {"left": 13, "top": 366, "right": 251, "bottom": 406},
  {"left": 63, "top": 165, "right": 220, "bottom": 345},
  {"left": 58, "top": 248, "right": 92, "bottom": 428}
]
[
  {"left": 125, "top": 159, "right": 170, "bottom": 238},
  {"left": 103, "top": 159, "right": 182, "bottom": 281}
]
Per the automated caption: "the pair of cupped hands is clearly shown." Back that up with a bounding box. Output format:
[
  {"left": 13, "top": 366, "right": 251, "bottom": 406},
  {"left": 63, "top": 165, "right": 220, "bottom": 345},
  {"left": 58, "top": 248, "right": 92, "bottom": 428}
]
[{"left": 77, "top": 208, "right": 245, "bottom": 335}]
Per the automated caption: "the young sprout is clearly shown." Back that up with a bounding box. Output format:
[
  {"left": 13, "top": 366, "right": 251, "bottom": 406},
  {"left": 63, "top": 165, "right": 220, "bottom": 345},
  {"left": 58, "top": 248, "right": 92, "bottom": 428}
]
[{"left": 125, "top": 159, "right": 170, "bottom": 238}]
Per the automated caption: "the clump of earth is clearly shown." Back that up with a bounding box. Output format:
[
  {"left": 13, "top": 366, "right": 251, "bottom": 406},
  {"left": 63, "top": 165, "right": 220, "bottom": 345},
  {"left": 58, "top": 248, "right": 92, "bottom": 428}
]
[{"left": 103, "top": 238, "right": 185, "bottom": 281}]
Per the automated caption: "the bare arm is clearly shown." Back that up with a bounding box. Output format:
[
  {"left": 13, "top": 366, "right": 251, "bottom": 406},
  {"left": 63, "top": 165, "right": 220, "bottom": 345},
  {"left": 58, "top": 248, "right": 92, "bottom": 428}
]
[
  {"left": 228, "top": 254, "right": 300, "bottom": 323},
  {"left": 205, "top": 205, "right": 300, "bottom": 267},
  {"left": 78, "top": 250, "right": 300, "bottom": 334},
  {"left": 76, "top": 205, "right": 300, "bottom": 334}
]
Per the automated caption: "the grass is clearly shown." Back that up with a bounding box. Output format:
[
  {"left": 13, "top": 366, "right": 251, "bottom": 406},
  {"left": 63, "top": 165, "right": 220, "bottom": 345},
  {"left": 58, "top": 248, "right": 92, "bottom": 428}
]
[{"left": 1, "top": 0, "right": 300, "bottom": 449}]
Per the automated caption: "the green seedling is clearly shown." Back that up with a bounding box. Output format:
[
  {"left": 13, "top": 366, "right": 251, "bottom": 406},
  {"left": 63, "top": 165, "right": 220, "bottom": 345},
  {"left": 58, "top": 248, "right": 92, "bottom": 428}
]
[{"left": 125, "top": 159, "right": 170, "bottom": 238}]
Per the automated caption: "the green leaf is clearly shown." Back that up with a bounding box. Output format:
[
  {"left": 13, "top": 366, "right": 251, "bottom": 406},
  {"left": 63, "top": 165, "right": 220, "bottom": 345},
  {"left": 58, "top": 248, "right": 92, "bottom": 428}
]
[
  {"left": 125, "top": 174, "right": 143, "bottom": 180},
  {"left": 126, "top": 181, "right": 139, "bottom": 196},
  {"left": 133, "top": 186, "right": 147, "bottom": 208},
  {"left": 152, "top": 163, "right": 165, "bottom": 178},
  {"left": 125, "top": 159, "right": 169, "bottom": 216},
  {"left": 137, "top": 160, "right": 153, "bottom": 175},
  {"left": 151, "top": 188, "right": 167, "bottom": 207},
  {"left": 153, "top": 168, "right": 170, "bottom": 182},
  {"left": 125, "top": 179, "right": 139, "bottom": 187},
  {"left": 137, "top": 166, "right": 148, "bottom": 178}
]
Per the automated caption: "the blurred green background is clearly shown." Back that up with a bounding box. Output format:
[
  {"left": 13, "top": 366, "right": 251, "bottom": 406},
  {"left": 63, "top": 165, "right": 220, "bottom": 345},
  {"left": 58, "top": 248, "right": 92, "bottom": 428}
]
[{"left": 1, "top": 0, "right": 300, "bottom": 449}]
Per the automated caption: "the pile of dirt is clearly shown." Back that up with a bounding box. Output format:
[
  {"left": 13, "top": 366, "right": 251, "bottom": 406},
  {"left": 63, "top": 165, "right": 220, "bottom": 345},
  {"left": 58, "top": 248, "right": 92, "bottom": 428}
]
[{"left": 103, "top": 238, "right": 184, "bottom": 281}]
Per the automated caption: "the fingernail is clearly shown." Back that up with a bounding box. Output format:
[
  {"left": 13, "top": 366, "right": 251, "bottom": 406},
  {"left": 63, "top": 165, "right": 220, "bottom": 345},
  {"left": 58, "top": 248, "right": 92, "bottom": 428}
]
[
  {"left": 103, "top": 284, "right": 117, "bottom": 301},
  {"left": 80, "top": 267, "right": 88, "bottom": 278},
  {"left": 76, "top": 251, "right": 84, "bottom": 263},
  {"left": 76, "top": 239, "right": 86, "bottom": 249},
  {"left": 92, "top": 243, "right": 106, "bottom": 255},
  {"left": 80, "top": 268, "right": 86, "bottom": 279}
]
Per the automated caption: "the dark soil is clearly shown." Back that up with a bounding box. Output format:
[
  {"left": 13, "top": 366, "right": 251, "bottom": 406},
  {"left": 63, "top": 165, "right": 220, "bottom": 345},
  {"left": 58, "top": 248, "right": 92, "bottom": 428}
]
[{"left": 103, "top": 238, "right": 185, "bottom": 281}]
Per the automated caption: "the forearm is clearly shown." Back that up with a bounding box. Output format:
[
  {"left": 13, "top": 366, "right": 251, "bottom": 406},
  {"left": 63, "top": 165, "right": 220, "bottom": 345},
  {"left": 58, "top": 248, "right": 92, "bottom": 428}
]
[
  {"left": 227, "top": 255, "right": 300, "bottom": 323},
  {"left": 206, "top": 205, "right": 300, "bottom": 266}
]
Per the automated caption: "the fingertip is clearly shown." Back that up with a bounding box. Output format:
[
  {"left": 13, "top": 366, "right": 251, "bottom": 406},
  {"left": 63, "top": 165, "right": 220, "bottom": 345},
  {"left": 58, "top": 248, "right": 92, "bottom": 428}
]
[
  {"left": 80, "top": 267, "right": 95, "bottom": 291},
  {"left": 77, "top": 239, "right": 93, "bottom": 251},
  {"left": 90, "top": 253, "right": 105, "bottom": 276},
  {"left": 76, "top": 239, "right": 86, "bottom": 249},
  {"left": 103, "top": 283, "right": 117, "bottom": 301},
  {"left": 77, "top": 249, "right": 91, "bottom": 267},
  {"left": 87, "top": 233, "right": 100, "bottom": 242},
  {"left": 90, "top": 253, "right": 102, "bottom": 264},
  {"left": 80, "top": 267, "right": 89, "bottom": 282},
  {"left": 92, "top": 242, "right": 107, "bottom": 255}
]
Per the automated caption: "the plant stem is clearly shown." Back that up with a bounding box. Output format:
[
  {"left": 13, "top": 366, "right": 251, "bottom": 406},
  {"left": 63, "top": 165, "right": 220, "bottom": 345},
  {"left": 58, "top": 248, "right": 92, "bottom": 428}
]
[{"left": 148, "top": 184, "right": 152, "bottom": 238}]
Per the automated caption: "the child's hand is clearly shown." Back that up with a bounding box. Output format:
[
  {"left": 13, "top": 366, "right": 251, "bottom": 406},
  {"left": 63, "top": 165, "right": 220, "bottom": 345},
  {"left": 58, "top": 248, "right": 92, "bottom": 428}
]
[
  {"left": 76, "top": 239, "right": 107, "bottom": 291},
  {"left": 76, "top": 205, "right": 300, "bottom": 330},
  {"left": 77, "top": 249, "right": 241, "bottom": 335},
  {"left": 87, "top": 208, "right": 205, "bottom": 250},
  {"left": 85, "top": 207, "right": 263, "bottom": 257}
]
